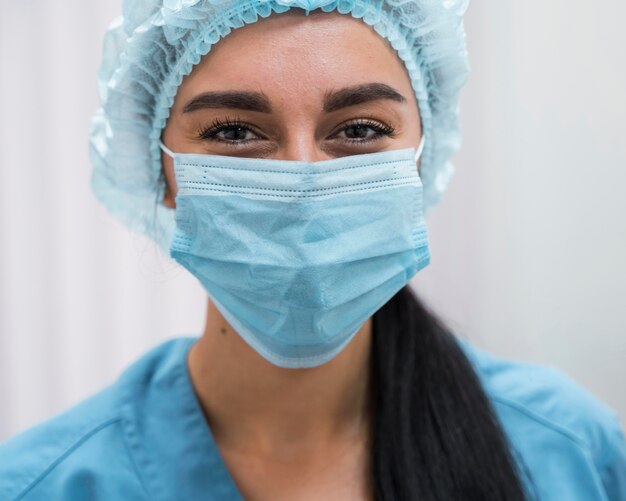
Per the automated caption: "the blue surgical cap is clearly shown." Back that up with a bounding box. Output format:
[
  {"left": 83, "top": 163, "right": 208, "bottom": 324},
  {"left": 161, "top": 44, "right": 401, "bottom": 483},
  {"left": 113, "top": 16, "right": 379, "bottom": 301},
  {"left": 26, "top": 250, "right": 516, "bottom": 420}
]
[{"left": 89, "top": 0, "right": 470, "bottom": 254}]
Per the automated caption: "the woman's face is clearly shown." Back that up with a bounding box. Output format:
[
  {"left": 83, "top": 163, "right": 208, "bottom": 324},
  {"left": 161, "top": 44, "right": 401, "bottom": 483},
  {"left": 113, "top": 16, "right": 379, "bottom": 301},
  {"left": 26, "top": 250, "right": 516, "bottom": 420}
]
[{"left": 161, "top": 10, "right": 422, "bottom": 207}]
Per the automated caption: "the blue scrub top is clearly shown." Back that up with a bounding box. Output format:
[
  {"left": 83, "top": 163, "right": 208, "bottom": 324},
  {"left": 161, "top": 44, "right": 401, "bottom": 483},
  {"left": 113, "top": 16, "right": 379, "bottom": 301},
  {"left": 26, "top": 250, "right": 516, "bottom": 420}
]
[{"left": 1, "top": 336, "right": 625, "bottom": 500}]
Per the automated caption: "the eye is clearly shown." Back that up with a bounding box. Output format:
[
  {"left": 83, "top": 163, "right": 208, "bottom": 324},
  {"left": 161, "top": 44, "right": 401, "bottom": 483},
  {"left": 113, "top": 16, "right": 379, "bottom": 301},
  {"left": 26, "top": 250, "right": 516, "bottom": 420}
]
[
  {"left": 330, "top": 119, "right": 396, "bottom": 143},
  {"left": 197, "top": 117, "right": 263, "bottom": 144}
]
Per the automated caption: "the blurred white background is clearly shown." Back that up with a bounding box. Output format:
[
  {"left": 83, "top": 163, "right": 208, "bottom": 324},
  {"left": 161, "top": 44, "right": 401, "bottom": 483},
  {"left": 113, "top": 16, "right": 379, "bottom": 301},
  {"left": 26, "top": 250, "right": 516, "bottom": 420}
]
[{"left": 1, "top": 1, "right": 625, "bottom": 441}]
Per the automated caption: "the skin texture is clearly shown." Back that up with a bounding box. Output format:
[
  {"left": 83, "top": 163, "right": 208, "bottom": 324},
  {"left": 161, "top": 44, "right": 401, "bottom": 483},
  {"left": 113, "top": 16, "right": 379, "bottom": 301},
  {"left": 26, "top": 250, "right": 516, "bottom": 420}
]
[{"left": 161, "top": 10, "right": 421, "bottom": 501}]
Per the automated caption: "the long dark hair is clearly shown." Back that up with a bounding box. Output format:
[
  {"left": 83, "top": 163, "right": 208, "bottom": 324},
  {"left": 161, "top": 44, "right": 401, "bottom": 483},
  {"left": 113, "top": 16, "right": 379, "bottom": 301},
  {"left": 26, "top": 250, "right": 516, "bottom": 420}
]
[{"left": 371, "top": 285, "right": 531, "bottom": 500}]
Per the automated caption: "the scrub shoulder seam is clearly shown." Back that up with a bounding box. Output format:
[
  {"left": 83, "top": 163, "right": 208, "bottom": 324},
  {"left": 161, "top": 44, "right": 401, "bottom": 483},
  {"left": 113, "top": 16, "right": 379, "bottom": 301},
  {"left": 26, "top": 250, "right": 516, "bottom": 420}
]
[
  {"left": 10, "top": 417, "right": 122, "bottom": 501},
  {"left": 489, "top": 394, "right": 592, "bottom": 451}
]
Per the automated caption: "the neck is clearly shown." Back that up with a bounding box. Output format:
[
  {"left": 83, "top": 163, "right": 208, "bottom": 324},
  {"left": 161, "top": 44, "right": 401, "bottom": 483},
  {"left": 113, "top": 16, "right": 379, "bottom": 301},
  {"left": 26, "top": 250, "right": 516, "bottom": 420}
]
[{"left": 187, "top": 299, "right": 373, "bottom": 456}]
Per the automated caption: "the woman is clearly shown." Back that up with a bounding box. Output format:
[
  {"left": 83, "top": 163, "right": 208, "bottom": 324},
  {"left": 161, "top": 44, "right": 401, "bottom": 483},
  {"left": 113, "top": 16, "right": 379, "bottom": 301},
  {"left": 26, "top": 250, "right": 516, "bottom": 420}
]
[{"left": 1, "top": 0, "right": 625, "bottom": 499}]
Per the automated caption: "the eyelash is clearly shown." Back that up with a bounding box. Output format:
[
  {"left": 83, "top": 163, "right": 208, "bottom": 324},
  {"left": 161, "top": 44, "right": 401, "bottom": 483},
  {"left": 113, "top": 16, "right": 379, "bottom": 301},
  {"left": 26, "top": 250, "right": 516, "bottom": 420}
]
[
  {"left": 196, "top": 116, "right": 258, "bottom": 143},
  {"left": 333, "top": 118, "right": 396, "bottom": 142},
  {"left": 195, "top": 116, "right": 396, "bottom": 144}
]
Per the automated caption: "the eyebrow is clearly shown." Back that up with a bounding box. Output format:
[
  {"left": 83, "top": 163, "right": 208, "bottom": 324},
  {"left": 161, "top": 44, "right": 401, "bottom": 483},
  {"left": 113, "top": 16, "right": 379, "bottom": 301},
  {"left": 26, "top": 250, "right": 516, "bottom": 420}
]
[
  {"left": 323, "top": 83, "right": 406, "bottom": 112},
  {"left": 182, "top": 91, "right": 272, "bottom": 114},
  {"left": 181, "top": 83, "right": 406, "bottom": 114}
]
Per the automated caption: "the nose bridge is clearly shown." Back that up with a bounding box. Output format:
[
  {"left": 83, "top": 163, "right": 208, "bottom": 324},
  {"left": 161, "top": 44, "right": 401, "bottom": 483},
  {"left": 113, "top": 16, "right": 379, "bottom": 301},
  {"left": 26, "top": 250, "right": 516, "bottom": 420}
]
[
  {"left": 270, "top": 111, "right": 327, "bottom": 162},
  {"left": 277, "top": 133, "right": 325, "bottom": 163}
]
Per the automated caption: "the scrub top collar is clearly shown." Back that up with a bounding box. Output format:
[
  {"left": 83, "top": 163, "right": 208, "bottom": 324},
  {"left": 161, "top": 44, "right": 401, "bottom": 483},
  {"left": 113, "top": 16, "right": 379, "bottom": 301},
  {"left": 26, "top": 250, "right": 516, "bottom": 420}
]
[
  {"left": 118, "top": 337, "right": 245, "bottom": 501},
  {"left": 114, "top": 336, "right": 485, "bottom": 500}
]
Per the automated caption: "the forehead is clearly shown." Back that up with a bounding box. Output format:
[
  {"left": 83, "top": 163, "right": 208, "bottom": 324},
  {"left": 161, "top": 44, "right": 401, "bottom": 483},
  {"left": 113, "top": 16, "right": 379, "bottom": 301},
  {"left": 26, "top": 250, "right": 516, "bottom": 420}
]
[{"left": 175, "top": 11, "right": 416, "bottom": 107}]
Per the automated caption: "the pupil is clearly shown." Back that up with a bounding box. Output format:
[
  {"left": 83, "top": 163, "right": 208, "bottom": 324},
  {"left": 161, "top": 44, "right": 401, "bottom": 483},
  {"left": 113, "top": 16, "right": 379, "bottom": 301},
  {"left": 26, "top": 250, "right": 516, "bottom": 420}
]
[
  {"left": 224, "top": 127, "right": 247, "bottom": 140},
  {"left": 346, "top": 125, "right": 369, "bottom": 139}
]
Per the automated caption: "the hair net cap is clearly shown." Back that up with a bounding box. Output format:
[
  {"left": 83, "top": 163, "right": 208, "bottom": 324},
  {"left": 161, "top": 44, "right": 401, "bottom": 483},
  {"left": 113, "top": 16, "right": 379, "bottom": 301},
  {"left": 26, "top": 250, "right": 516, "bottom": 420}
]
[{"left": 89, "top": 0, "right": 470, "bottom": 254}]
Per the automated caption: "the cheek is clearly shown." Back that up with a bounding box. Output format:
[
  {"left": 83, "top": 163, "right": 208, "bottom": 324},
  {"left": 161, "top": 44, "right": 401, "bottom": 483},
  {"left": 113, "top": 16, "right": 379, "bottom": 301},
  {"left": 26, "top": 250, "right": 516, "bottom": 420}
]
[{"left": 408, "top": 109, "right": 423, "bottom": 141}]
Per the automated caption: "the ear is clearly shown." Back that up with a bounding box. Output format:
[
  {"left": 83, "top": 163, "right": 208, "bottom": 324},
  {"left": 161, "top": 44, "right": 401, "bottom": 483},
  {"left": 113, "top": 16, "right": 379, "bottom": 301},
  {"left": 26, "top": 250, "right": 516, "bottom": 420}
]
[{"left": 162, "top": 181, "right": 176, "bottom": 209}]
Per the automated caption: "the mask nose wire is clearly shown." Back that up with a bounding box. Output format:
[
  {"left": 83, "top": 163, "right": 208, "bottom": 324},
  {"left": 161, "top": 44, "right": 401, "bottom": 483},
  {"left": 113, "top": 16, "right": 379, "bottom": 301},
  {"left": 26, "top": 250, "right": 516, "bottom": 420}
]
[{"left": 159, "top": 140, "right": 176, "bottom": 159}]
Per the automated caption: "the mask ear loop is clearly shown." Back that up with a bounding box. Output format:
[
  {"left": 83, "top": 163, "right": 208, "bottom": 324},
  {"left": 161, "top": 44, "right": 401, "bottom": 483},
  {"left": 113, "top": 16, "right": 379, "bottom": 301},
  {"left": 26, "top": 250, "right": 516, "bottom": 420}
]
[
  {"left": 414, "top": 135, "right": 426, "bottom": 163},
  {"left": 159, "top": 141, "right": 176, "bottom": 159}
]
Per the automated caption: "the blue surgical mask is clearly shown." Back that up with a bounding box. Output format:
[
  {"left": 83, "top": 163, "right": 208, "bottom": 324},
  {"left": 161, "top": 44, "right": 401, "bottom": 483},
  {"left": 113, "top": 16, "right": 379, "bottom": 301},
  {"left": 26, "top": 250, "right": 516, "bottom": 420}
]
[{"left": 160, "top": 139, "right": 430, "bottom": 368}]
